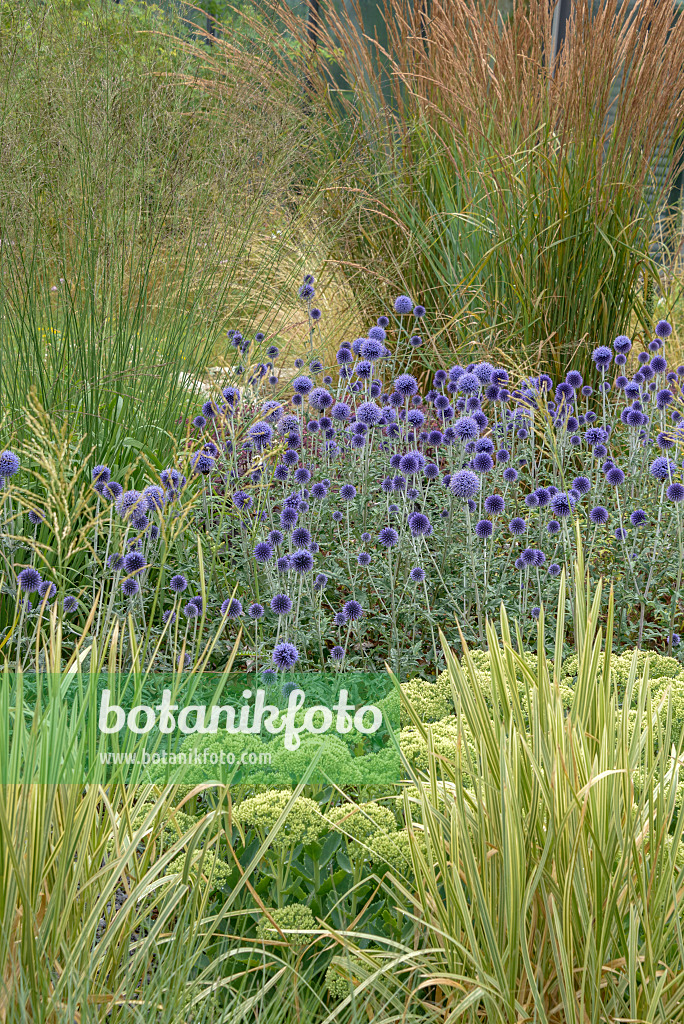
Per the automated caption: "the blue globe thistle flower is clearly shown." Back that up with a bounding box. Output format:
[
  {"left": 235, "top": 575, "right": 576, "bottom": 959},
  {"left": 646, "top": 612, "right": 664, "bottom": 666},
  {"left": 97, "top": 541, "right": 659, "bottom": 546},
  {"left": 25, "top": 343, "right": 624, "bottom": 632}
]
[
  {"left": 652, "top": 354, "right": 668, "bottom": 373},
  {"left": 233, "top": 491, "right": 254, "bottom": 510},
  {"left": 298, "top": 282, "right": 315, "bottom": 300},
  {"left": 280, "top": 508, "right": 298, "bottom": 531},
  {"left": 422, "top": 462, "right": 439, "bottom": 481},
  {"left": 672, "top": 632, "right": 682, "bottom": 647},
  {"left": 313, "top": 573, "right": 328, "bottom": 592},
  {"left": 394, "top": 295, "right": 413, "bottom": 314},
  {"left": 613, "top": 335, "right": 632, "bottom": 354},
  {"left": 191, "top": 451, "right": 215, "bottom": 475},
  {"left": 547, "top": 520, "right": 561, "bottom": 535},
  {"left": 274, "top": 465, "right": 290, "bottom": 482},
  {"left": 630, "top": 509, "right": 647, "bottom": 526},
  {"left": 343, "top": 599, "right": 363, "bottom": 621},
  {"left": 566, "top": 370, "right": 583, "bottom": 389},
  {"left": 340, "top": 484, "right": 357, "bottom": 501},
  {"left": 331, "top": 511, "right": 344, "bottom": 524},
  {"left": 548, "top": 563, "right": 562, "bottom": 577},
  {"left": 375, "top": 315, "right": 389, "bottom": 328},
  {"left": 524, "top": 492, "right": 539, "bottom": 508},
  {"left": 356, "top": 401, "right": 382, "bottom": 426},
  {"left": 412, "top": 304, "right": 426, "bottom": 318},
  {"left": 61, "top": 594, "right": 79, "bottom": 615},
  {"left": 555, "top": 382, "right": 574, "bottom": 402},
  {"left": 550, "top": 492, "right": 572, "bottom": 517},
  {"left": 656, "top": 320, "right": 673, "bottom": 338},
  {"left": 168, "top": 574, "right": 188, "bottom": 595},
  {"left": 122, "top": 578, "right": 140, "bottom": 598},
  {"left": 331, "top": 401, "right": 351, "bottom": 423},
  {"left": 364, "top": 327, "right": 386, "bottom": 349},
  {"left": 357, "top": 552, "right": 371, "bottom": 566},
  {"left": 484, "top": 494, "right": 505, "bottom": 515},
  {"left": 589, "top": 506, "right": 609, "bottom": 525},
  {"left": 409, "top": 334, "right": 423, "bottom": 347},
  {"left": 496, "top": 448, "right": 511, "bottom": 463},
  {"left": 123, "top": 551, "right": 146, "bottom": 574},
  {"left": 614, "top": 527, "right": 627, "bottom": 540},
  {"left": 668, "top": 482, "right": 684, "bottom": 502},
  {"left": 116, "top": 490, "right": 149, "bottom": 522},
  {"left": 475, "top": 518, "right": 494, "bottom": 538},
  {"left": 503, "top": 468, "right": 519, "bottom": 483},
  {"left": 470, "top": 451, "right": 493, "bottom": 474},
  {"left": 407, "top": 409, "right": 425, "bottom": 429},
  {"left": 355, "top": 360, "right": 373, "bottom": 380},
  {"left": 592, "top": 346, "right": 613, "bottom": 369},
  {"left": 535, "top": 488, "right": 550, "bottom": 507},
  {"left": 378, "top": 526, "right": 399, "bottom": 548},
  {"left": 17, "top": 567, "right": 42, "bottom": 593},
  {"left": 143, "top": 485, "right": 165, "bottom": 512},
  {"left": 400, "top": 451, "right": 424, "bottom": 475},
  {"left": 292, "top": 527, "right": 312, "bottom": 548},
  {"left": 508, "top": 517, "right": 527, "bottom": 535},
  {"left": 521, "top": 547, "right": 537, "bottom": 566},
  {"left": 306, "top": 420, "right": 320, "bottom": 434},
  {"left": 308, "top": 387, "right": 333, "bottom": 411},
  {"left": 192, "top": 415, "right": 207, "bottom": 429},
  {"left": 329, "top": 645, "right": 345, "bottom": 662},
  {"left": 457, "top": 372, "right": 479, "bottom": 396},
  {"left": 572, "top": 476, "right": 591, "bottom": 495},
  {"left": 293, "top": 375, "right": 315, "bottom": 397},
  {"left": 218, "top": 598, "right": 241, "bottom": 619},
  {"left": 272, "top": 642, "right": 299, "bottom": 670},
  {"left": 649, "top": 456, "right": 674, "bottom": 481},
  {"left": 605, "top": 466, "right": 625, "bottom": 486},
  {"left": 27, "top": 509, "right": 43, "bottom": 527},
  {"left": 310, "top": 482, "right": 328, "bottom": 501},
  {"left": 309, "top": 359, "right": 323, "bottom": 374},
  {"left": 637, "top": 352, "right": 649, "bottom": 366},
  {"left": 247, "top": 421, "right": 274, "bottom": 450},
  {"left": 270, "top": 593, "right": 293, "bottom": 616},
  {"left": 530, "top": 606, "right": 541, "bottom": 620},
  {"left": 291, "top": 549, "right": 314, "bottom": 573},
  {"left": 471, "top": 362, "right": 493, "bottom": 384},
  {"left": 254, "top": 541, "right": 274, "bottom": 564},
  {"left": 453, "top": 416, "right": 479, "bottom": 441},
  {"left": 408, "top": 512, "right": 433, "bottom": 537},
  {"left": 294, "top": 467, "right": 311, "bottom": 485},
  {"left": 394, "top": 374, "right": 419, "bottom": 399},
  {"left": 91, "top": 464, "right": 111, "bottom": 486},
  {"left": 449, "top": 469, "right": 480, "bottom": 499},
  {"left": 657, "top": 388, "right": 674, "bottom": 409},
  {"left": 309, "top": 307, "right": 322, "bottom": 321}
]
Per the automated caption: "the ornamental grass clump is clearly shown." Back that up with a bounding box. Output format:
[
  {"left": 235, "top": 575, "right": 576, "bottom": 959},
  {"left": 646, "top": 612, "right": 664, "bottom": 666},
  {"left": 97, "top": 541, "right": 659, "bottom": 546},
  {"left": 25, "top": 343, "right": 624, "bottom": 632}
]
[{"left": 338, "top": 544, "right": 684, "bottom": 1023}]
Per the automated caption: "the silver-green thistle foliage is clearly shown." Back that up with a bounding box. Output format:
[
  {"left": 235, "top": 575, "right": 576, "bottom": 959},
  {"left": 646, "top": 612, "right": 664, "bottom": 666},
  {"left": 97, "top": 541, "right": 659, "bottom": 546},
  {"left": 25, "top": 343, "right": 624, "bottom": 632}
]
[{"left": 3, "top": 286, "right": 684, "bottom": 673}]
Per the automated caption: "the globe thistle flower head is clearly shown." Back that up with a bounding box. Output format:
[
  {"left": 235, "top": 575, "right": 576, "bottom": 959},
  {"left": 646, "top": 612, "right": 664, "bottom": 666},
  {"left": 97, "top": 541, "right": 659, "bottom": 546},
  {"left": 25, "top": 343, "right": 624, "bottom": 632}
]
[
  {"left": 336, "top": 346, "right": 353, "bottom": 365},
  {"left": 566, "top": 370, "right": 583, "bottom": 389},
  {"left": 344, "top": 599, "right": 363, "bottom": 620},
  {"left": 589, "top": 505, "right": 609, "bottom": 525},
  {"left": 123, "top": 551, "right": 146, "bottom": 574},
  {"left": 308, "top": 387, "right": 333, "bottom": 411},
  {"left": 357, "top": 552, "right": 371, "bottom": 566},
  {"left": 605, "top": 466, "right": 625, "bottom": 486},
  {"left": 630, "top": 509, "right": 647, "bottom": 526},
  {"left": 27, "top": 510, "right": 43, "bottom": 526},
  {"left": 62, "top": 595, "right": 79, "bottom": 614},
  {"left": 292, "top": 527, "right": 312, "bottom": 547},
  {"left": 475, "top": 518, "right": 494, "bottom": 538},
  {"left": 328, "top": 645, "right": 345, "bottom": 663},
  {"left": 507, "top": 517, "right": 526, "bottom": 536},
  {"left": 233, "top": 491, "right": 253, "bottom": 510},
  {"left": 291, "top": 549, "right": 314, "bottom": 573},
  {"left": 270, "top": 593, "right": 293, "bottom": 616},
  {"left": 116, "top": 490, "right": 149, "bottom": 522},
  {"left": 309, "top": 308, "right": 322, "bottom": 321},
  {"left": 453, "top": 416, "right": 479, "bottom": 441},
  {"left": 503, "top": 467, "right": 518, "bottom": 483},
  {"left": 573, "top": 476, "right": 591, "bottom": 495},
  {"left": 247, "top": 421, "right": 274, "bottom": 449},
  {"left": 657, "top": 388, "right": 673, "bottom": 409},
  {"left": 254, "top": 541, "right": 274, "bottom": 564},
  {"left": 592, "top": 346, "right": 613, "bottom": 369},
  {"left": 394, "top": 374, "right": 419, "bottom": 399},
  {"left": 408, "top": 511, "right": 432, "bottom": 537},
  {"left": 272, "top": 642, "right": 299, "bottom": 670},
  {"left": 656, "top": 319, "right": 673, "bottom": 338},
  {"left": 122, "top": 578, "right": 140, "bottom": 598},
  {"left": 280, "top": 508, "right": 298, "bottom": 531},
  {"left": 17, "top": 567, "right": 42, "bottom": 593},
  {"left": 613, "top": 335, "right": 632, "bottom": 354},
  {"left": 394, "top": 295, "right": 413, "bottom": 314},
  {"left": 292, "top": 375, "right": 314, "bottom": 396},
  {"left": 668, "top": 482, "right": 684, "bottom": 502},
  {"left": 298, "top": 282, "right": 315, "bottom": 300},
  {"left": 379, "top": 526, "right": 399, "bottom": 548},
  {"left": 92, "top": 464, "right": 111, "bottom": 485},
  {"left": 547, "top": 520, "right": 561, "bottom": 535},
  {"left": 547, "top": 563, "right": 561, "bottom": 578},
  {"left": 457, "top": 372, "right": 480, "bottom": 396},
  {"left": 449, "top": 469, "right": 480, "bottom": 499},
  {"left": 340, "top": 483, "right": 357, "bottom": 501},
  {"left": 356, "top": 401, "right": 382, "bottom": 426},
  {"left": 294, "top": 467, "right": 311, "bottom": 485}
]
